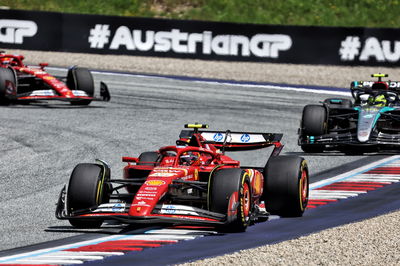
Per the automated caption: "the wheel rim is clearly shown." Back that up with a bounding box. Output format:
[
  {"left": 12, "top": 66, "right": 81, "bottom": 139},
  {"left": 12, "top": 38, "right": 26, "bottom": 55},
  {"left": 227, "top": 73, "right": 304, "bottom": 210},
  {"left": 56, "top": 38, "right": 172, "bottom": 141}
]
[
  {"left": 299, "top": 169, "right": 309, "bottom": 207},
  {"left": 242, "top": 182, "right": 250, "bottom": 218}
]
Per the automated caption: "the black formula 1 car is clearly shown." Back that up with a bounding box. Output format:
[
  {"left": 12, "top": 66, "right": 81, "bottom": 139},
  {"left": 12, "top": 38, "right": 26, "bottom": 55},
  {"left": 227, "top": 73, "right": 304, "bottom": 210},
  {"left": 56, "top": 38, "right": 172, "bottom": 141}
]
[
  {"left": 0, "top": 51, "right": 110, "bottom": 105},
  {"left": 298, "top": 74, "right": 400, "bottom": 153},
  {"left": 56, "top": 124, "right": 309, "bottom": 232}
]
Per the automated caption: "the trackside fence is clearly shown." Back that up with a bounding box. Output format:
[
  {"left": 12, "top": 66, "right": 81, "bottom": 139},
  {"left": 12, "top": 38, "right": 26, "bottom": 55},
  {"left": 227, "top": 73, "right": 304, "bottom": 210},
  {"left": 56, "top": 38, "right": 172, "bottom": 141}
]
[{"left": 1, "top": 9, "right": 400, "bottom": 66}]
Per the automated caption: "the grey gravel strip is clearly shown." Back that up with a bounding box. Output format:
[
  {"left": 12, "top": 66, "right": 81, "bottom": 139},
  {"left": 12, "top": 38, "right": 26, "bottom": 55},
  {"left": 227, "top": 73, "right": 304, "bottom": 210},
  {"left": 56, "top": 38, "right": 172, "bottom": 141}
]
[
  {"left": 3, "top": 49, "right": 400, "bottom": 88},
  {"left": 180, "top": 211, "right": 400, "bottom": 266}
]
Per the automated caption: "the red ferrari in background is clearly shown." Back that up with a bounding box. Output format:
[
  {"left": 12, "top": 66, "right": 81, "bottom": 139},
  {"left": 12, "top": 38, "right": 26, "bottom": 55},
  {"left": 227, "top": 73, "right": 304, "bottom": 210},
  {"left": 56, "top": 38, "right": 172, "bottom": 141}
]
[
  {"left": 56, "top": 124, "right": 309, "bottom": 232},
  {"left": 0, "top": 51, "right": 110, "bottom": 105}
]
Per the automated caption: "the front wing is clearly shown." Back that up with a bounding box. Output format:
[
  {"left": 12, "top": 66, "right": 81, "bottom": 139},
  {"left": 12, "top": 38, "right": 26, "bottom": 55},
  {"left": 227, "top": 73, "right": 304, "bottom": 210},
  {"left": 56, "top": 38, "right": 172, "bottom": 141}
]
[
  {"left": 299, "top": 131, "right": 400, "bottom": 148},
  {"left": 56, "top": 203, "right": 227, "bottom": 226},
  {"left": 15, "top": 82, "right": 111, "bottom": 102}
]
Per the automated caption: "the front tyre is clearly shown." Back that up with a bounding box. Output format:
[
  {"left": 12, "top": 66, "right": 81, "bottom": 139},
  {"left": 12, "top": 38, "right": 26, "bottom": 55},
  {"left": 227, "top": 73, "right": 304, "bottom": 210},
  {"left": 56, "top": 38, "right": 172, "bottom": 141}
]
[
  {"left": 0, "top": 67, "right": 17, "bottom": 105},
  {"left": 67, "top": 163, "right": 110, "bottom": 228},
  {"left": 263, "top": 156, "right": 309, "bottom": 217},
  {"left": 67, "top": 67, "right": 94, "bottom": 106},
  {"left": 209, "top": 168, "right": 252, "bottom": 232},
  {"left": 301, "top": 105, "right": 327, "bottom": 153}
]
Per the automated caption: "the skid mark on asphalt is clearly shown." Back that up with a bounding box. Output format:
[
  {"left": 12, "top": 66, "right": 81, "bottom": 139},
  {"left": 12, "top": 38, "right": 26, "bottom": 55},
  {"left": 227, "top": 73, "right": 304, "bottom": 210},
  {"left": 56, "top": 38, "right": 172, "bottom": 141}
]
[{"left": 1, "top": 156, "right": 399, "bottom": 265}]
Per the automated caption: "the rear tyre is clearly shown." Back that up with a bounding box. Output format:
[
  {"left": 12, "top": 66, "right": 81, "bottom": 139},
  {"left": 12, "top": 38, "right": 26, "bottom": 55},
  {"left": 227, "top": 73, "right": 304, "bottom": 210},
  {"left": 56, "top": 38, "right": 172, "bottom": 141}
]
[
  {"left": 263, "top": 156, "right": 309, "bottom": 217},
  {"left": 137, "top": 151, "right": 159, "bottom": 166},
  {"left": 0, "top": 67, "right": 17, "bottom": 105},
  {"left": 301, "top": 105, "right": 327, "bottom": 153},
  {"left": 67, "top": 163, "right": 109, "bottom": 228},
  {"left": 209, "top": 168, "right": 252, "bottom": 232},
  {"left": 67, "top": 67, "right": 94, "bottom": 106}
]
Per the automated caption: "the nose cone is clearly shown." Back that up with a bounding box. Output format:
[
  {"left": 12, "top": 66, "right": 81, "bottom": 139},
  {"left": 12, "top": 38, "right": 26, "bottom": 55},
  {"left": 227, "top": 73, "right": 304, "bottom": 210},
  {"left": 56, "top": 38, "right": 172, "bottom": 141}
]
[
  {"left": 128, "top": 167, "right": 198, "bottom": 217},
  {"left": 357, "top": 129, "right": 371, "bottom": 142},
  {"left": 357, "top": 108, "right": 380, "bottom": 143},
  {"left": 129, "top": 179, "right": 168, "bottom": 217},
  {"left": 131, "top": 204, "right": 152, "bottom": 216}
]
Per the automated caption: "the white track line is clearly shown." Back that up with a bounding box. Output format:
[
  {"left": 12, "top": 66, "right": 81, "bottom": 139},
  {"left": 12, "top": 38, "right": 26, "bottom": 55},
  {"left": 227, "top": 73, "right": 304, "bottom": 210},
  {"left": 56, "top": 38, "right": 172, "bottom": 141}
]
[
  {"left": 0, "top": 229, "right": 207, "bottom": 265},
  {"left": 46, "top": 66, "right": 350, "bottom": 96},
  {"left": 309, "top": 155, "right": 400, "bottom": 190}
]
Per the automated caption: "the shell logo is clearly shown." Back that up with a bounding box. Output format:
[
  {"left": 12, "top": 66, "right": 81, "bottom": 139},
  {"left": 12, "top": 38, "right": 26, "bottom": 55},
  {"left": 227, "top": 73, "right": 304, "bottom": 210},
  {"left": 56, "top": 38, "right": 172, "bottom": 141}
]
[{"left": 145, "top": 180, "right": 166, "bottom": 186}]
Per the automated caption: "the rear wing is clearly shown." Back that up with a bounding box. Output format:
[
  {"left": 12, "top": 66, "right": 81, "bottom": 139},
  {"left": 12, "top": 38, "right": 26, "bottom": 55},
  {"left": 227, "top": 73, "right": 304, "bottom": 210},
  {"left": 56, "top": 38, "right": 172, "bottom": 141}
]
[
  {"left": 351, "top": 80, "right": 400, "bottom": 90},
  {"left": 179, "top": 130, "right": 283, "bottom": 151},
  {"left": 351, "top": 74, "right": 400, "bottom": 92}
]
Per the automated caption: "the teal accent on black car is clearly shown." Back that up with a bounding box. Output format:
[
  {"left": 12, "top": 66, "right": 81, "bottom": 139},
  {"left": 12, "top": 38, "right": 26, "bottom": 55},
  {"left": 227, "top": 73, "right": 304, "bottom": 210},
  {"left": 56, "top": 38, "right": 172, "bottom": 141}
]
[
  {"left": 299, "top": 74, "right": 400, "bottom": 153},
  {"left": 330, "top": 99, "right": 343, "bottom": 103}
]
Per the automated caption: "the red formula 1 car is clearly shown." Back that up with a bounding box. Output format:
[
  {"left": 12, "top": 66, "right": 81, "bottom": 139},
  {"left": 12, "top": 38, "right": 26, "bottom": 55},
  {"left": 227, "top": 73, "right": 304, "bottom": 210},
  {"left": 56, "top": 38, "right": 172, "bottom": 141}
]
[
  {"left": 56, "top": 124, "right": 309, "bottom": 232},
  {"left": 0, "top": 51, "right": 110, "bottom": 105}
]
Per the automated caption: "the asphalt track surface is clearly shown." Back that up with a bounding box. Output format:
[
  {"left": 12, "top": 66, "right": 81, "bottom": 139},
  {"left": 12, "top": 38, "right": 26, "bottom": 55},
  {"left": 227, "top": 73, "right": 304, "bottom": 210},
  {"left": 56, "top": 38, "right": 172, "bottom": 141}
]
[
  {"left": 0, "top": 69, "right": 380, "bottom": 252},
  {"left": 90, "top": 181, "right": 400, "bottom": 266}
]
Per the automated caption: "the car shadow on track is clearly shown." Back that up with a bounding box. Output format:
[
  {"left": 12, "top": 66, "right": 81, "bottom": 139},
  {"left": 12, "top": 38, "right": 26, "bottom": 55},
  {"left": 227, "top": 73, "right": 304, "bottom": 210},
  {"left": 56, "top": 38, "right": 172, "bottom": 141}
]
[
  {"left": 45, "top": 222, "right": 157, "bottom": 235},
  {"left": 4, "top": 104, "right": 106, "bottom": 109}
]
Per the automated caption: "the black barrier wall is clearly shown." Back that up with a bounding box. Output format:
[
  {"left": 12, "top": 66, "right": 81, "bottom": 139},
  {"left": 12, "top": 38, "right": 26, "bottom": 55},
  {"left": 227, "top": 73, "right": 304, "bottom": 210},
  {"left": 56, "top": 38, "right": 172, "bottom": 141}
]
[{"left": 1, "top": 9, "right": 400, "bottom": 66}]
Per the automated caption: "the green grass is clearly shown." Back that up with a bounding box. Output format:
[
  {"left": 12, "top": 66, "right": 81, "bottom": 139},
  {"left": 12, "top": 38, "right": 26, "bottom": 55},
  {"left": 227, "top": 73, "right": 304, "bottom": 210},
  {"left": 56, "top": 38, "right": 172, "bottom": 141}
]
[{"left": 1, "top": 0, "right": 400, "bottom": 28}]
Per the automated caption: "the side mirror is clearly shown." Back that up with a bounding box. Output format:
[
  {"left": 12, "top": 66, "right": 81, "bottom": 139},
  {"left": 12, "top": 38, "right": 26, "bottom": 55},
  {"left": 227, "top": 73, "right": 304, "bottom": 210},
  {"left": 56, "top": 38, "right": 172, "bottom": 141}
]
[
  {"left": 122, "top": 157, "right": 138, "bottom": 163},
  {"left": 39, "top": 62, "right": 48, "bottom": 69}
]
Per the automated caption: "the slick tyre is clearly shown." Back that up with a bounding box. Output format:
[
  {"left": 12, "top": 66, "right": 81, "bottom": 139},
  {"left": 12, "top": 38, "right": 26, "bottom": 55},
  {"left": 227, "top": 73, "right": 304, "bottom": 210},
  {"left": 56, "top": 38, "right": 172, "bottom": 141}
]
[
  {"left": 263, "top": 156, "right": 309, "bottom": 217},
  {"left": 302, "top": 105, "right": 327, "bottom": 136},
  {"left": 209, "top": 168, "right": 252, "bottom": 232},
  {"left": 137, "top": 151, "right": 159, "bottom": 166},
  {"left": 0, "top": 67, "right": 17, "bottom": 105},
  {"left": 67, "top": 67, "right": 94, "bottom": 105},
  {"left": 67, "top": 163, "right": 109, "bottom": 228},
  {"left": 301, "top": 105, "right": 327, "bottom": 153}
]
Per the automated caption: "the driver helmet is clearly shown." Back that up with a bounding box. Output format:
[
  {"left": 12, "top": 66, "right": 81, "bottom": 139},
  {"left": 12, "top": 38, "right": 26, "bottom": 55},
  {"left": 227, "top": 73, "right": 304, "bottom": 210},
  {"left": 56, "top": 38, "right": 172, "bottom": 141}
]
[
  {"left": 369, "top": 94, "right": 387, "bottom": 107},
  {"left": 179, "top": 151, "right": 200, "bottom": 166}
]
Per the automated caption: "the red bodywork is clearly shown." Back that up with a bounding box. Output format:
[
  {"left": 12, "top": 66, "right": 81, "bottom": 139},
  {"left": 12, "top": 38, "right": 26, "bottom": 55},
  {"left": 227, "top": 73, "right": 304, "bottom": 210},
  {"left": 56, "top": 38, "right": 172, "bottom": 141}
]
[
  {"left": 56, "top": 126, "right": 284, "bottom": 227},
  {"left": 0, "top": 52, "right": 109, "bottom": 103},
  {"left": 122, "top": 144, "right": 265, "bottom": 223}
]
